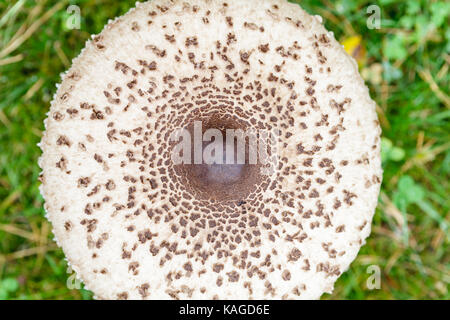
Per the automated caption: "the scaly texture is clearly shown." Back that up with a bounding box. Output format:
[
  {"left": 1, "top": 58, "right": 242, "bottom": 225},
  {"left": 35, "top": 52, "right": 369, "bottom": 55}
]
[{"left": 39, "top": 0, "right": 382, "bottom": 299}]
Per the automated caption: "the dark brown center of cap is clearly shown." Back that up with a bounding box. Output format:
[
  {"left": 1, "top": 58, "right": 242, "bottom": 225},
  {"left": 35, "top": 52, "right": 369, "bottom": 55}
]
[{"left": 172, "top": 115, "right": 264, "bottom": 203}]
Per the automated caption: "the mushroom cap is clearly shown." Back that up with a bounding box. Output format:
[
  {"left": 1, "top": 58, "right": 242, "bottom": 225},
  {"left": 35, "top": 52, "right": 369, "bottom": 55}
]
[{"left": 39, "top": 0, "right": 382, "bottom": 300}]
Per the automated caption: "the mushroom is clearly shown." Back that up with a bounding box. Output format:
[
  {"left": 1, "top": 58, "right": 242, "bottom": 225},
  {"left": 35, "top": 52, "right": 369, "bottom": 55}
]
[{"left": 39, "top": 0, "right": 382, "bottom": 300}]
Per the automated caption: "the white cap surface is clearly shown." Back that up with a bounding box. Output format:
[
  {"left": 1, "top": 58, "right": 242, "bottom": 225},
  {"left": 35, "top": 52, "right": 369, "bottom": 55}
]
[{"left": 40, "top": 0, "right": 382, "bottom": 300}]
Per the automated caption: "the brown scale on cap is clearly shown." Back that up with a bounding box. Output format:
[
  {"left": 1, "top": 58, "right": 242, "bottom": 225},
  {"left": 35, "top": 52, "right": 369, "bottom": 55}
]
[{"left": 39, "top": 0, "right": 381, "bottom": 300}]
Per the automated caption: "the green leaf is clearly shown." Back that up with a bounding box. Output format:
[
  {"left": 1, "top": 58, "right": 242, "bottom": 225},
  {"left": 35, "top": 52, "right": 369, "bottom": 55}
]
[
  {"left": 384, "top": 35, "right": 407, "bottom": 61},
  {"left": 397, "top": 176, "right": 425, "bottom": 204},
  {"left": 390, "top": 147, "right": 405, "bottom": 161},
  {"left": 431, "top": 2, "right": 450, "bottom": 27},
  {"left": 1, "top": 278, "right": 19, "bottom": 292},
  {"left": 335, "top": 0, "right": 358, "bottom": 14},
  {"left": 406, "top": 1, "right": 421, "bottom": 15},
  {"left": 0, "top": 288, "right": 8, "bottom": 300},
  {"left": 413, "top": 15, "right": 432, "bottom": 43},
  {"left": 381, "top": 137, "right": 405, "bottom": 162},
  {"left": 393, "top": 191, "right": 407, "bottom": 211},
  {"left": 382, "top": 61, "right": 403, "bottom": 82},
  {"left": 399, "top": 16, "right": 414, "bottom": 29},
  {"left": 381, "top": 137, "right": 393, "bottom": 162}
]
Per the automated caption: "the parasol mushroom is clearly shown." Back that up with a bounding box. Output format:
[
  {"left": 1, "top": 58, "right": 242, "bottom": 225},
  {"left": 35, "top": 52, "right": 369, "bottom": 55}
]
[{"left": 39, "top": 0, "right": 382, "bottom": 299}]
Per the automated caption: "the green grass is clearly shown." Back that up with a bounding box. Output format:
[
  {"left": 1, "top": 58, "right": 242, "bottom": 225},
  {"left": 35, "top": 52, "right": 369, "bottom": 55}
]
[{"left": 0, "top": 0, "right": 448, "bottom": 300}]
